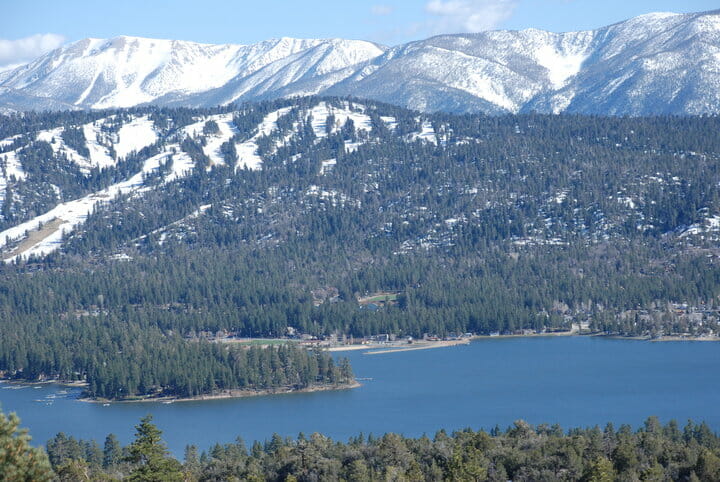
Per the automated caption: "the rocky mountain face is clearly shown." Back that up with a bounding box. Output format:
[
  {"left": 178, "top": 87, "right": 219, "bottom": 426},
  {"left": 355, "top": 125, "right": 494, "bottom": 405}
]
[{"left": 0, "top": 9, "right": 719, "bottom": 115}]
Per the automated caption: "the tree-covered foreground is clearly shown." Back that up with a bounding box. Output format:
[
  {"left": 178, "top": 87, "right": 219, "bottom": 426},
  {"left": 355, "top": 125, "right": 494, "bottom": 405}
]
[{"left": 9, "top": 413, "right": 711, "bottom": 481}]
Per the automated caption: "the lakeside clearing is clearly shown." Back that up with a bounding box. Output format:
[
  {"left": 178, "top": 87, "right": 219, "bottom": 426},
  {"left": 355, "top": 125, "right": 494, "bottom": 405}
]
[
  {"left": 214, "top": 338, "right": 292, "bottom": 346},
  {"left": 307, "top": 329, "right": 720, "bottom": 356},
  {"left": 472, "top": 331, "right": 577, "bottom": 340},
  {"left": 363, "top": 339, "right": 470, "bottom": 355},
  {"left": 328, "top": 338, "right": 471, "bottom": 354},
  {"left": 357, "top": 292, "right": 399, "bottom": 305}
]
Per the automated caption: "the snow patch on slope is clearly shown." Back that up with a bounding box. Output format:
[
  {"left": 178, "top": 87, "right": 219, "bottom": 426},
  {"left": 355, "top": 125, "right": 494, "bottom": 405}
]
[
  {"left": 82, "top": 121, "right": 116, "bottom": 169},
  {"left": 115, "top": 116, "right": 158, "bottom": 159},
  {"left": 534, "top": 45, "right": 587, "bottom": 89},
  {"left": 182, "top": 113, "right": 238, "bottom": 166},
  {"left": 36, "top": 127, "right": 88, "bottom": 168},
  {"left": 307, "top": 101, "right": 396, "bottom": 139},
  {"left": 308, "top": 102, "right": 372, "bottom": 138},
  {"left": 0, "top": 136, "right": 21, "bottom": 149},
  {"left": 235, "top": 107, "right": 293, "bottom": 171},
  {"left": 410, "top": 121, "right": 438, "bottom": 145},
  {"left": 320, "top": 158, "right": 336, "bottom": 174},
  {"left": 0, "top": 149, "right": 27, "bottom": 211},
  {"left": 1, "top": 150, "right": 27, "bottom": 181},
  {"left": 31, "top": 116, "right": 156, "bottom": 173}
]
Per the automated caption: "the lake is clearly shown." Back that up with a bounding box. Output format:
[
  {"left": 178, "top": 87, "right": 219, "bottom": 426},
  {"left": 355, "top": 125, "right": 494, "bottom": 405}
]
[{"left": 1, "top": 336, "right": 718, "bottom": 456}]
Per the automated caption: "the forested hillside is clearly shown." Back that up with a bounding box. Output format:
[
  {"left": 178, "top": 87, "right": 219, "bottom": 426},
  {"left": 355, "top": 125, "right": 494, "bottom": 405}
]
[{"left": 1, "top": 97, "right": 720, "bottom": 397}]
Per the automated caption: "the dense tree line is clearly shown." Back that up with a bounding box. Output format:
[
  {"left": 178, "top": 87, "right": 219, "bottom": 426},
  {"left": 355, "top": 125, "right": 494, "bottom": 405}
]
[{"left": 39, "top": 415, "right": 720, "bottom": 481}]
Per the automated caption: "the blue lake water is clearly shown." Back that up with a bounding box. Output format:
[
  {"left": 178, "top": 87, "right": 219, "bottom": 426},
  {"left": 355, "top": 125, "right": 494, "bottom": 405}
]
[{"left": 1, "top": 336, "right": 718, "bottom": 456}]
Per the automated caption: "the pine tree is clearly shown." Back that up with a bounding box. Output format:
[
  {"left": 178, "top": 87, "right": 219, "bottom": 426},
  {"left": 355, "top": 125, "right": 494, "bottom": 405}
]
[
  {"left": 125, "top": 415, "right": 183, "bottom": 481},
  {"left": 102, "top": 433, "right": 122, "bottom": 469},
  {"left": 0, "top": 410, "right": 53, "bottom": 481}
]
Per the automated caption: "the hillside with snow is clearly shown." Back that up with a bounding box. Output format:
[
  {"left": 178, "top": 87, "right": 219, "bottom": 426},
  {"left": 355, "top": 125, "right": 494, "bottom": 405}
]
[
  {"left": 0, "top": 10, "right": 719, "bottom": 115},
  {"left": 2, "top": 97, "right": 720, "bottom": 266}
]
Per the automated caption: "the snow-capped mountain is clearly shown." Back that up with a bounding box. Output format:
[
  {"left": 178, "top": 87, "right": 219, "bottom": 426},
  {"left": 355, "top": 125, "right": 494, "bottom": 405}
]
[
  {"left": 325, "top": 9, "right": 720, "bottom": 115},
  {"left": 1, "top": 9, "right": 719, "bottom": 115},
  {"left": 0, "top": 36, "right": 385, "bottom": 110},
  {"left": 526, "top": 11, "right": 720, "bottom": 115}
]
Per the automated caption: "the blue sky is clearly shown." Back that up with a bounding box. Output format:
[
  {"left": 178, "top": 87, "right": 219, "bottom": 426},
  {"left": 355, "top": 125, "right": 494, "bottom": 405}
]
[{"left": 1, "top": 0, "right": 718, "bottom": 67}]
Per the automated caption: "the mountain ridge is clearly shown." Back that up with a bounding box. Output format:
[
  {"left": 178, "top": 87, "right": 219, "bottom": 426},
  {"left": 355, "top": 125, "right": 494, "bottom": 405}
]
[{"left": 1, "top": 9, "right": 720, "bottom": 115}]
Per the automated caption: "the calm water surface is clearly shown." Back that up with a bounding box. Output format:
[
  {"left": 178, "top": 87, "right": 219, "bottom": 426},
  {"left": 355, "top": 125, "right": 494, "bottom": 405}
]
[{"left": 1, "top": 337, "right": 718, "bottom": 456}]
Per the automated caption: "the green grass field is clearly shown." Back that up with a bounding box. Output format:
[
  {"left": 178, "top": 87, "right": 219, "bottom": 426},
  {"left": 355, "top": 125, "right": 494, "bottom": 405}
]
[
  {"left": 233, "top": 338, "right": 293, "bottom": 346},
  {"left": 361, "top": 293, "right": 398, "bottom": 303}
]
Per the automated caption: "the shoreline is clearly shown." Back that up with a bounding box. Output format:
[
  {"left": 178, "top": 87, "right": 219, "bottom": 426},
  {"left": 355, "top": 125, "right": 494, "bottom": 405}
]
[
  {"left": 363, "top": 339, "right": 470, "bottom": 355},
  {"left": 80, "top": 381, "right": 362, "bottom": 404},
  {"left": 0, "top": 378, "right": 88, "bottom": 388},
  {"left": 326, "top": 329, "right": 720, "bottom": 354},
  {"left": 472, "top": 331, "right": 577, "bottom": 340},
  {"left": 593, "top": 334, "right": 720, "bottom": 342},
  {"left": 327, "top": 338, "right": 471, "bottom": 354},
  {"left": 3, "top": 332, "right": 717, "bottom": 402}
]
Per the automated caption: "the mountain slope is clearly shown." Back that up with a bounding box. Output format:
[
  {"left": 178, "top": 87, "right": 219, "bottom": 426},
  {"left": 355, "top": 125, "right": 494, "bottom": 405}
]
[
  {"left": 526, "top": 11, "right": 720, "bottom": 114},
  {"left": 325, "top": 28, "right": 595, "bottom": 114},
  {"left": 1, "top": 10, "right": 719, "bottom": 115}
]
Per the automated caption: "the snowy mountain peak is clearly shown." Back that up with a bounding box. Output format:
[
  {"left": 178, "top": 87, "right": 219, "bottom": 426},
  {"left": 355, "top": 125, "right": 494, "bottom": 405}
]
[
  {"left": 1, "top": 10, "right": 720, "bottom": 115},
  {"left": 0, "top": 35, "right": 385, "bottom": 110}
]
